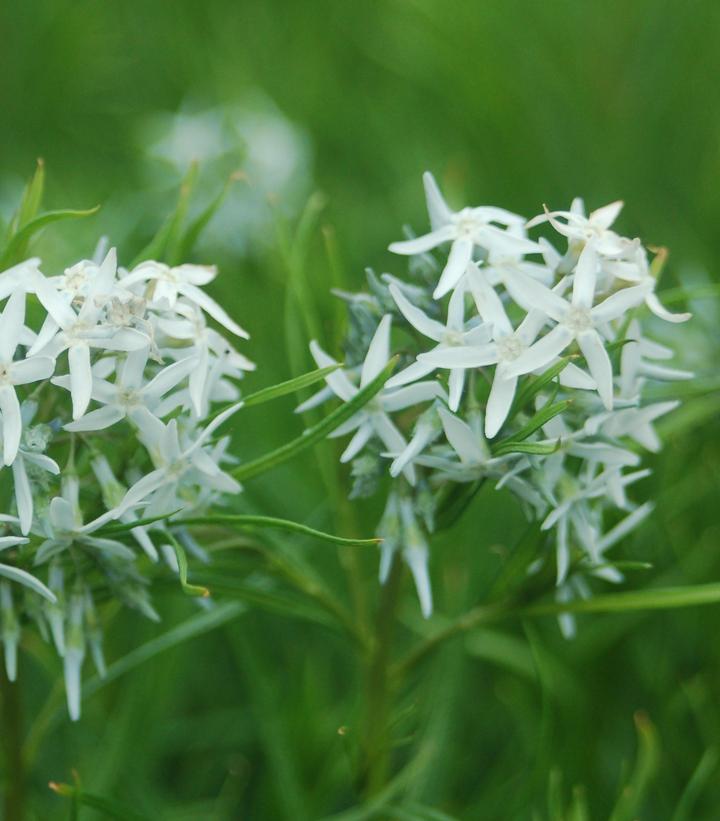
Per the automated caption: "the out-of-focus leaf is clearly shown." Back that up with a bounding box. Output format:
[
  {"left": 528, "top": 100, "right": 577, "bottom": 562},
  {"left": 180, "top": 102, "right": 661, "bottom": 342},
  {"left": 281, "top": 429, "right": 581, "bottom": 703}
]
[
  {"left": 166, "top": 531, "right": 210, "bottom": 597},
  {"left": 608, "top": 712, "right": 660, "bottom": 821},
  {"left": 0, "top": 206, "right": 100, "bottom": 268},
  {"left": 49, "top": 782, "right": 151, "bottom": 821},
  {"left": 493, "top": 399, "right": 571, "bottom": 450}
]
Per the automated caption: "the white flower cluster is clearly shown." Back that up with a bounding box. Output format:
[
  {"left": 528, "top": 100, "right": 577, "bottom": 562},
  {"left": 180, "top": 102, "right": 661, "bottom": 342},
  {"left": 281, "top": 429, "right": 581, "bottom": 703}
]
[
  {"left": 304, "top": 173, "right": 692, "bottom": 620},
  {"left": 0, "top": 248, "right": 251, "bottom": 717}
]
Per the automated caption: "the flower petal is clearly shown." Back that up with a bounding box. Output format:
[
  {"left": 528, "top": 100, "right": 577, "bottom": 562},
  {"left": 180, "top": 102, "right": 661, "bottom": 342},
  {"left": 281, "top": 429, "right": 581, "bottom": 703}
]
[
  {"left": 501, "top": 325, "right": 574, "bottom": 378},
  {"left": 433, "top": 239, "right": 473, "bottom": 299},
  {"left": 389, "top": 224, "right": 456, "bottom": 255},
  {"left": 485, "top": 374, "right": 517, "bottom": 439},
  {"left": 389, "top": 283, "right": 445, "bottom": 341},
  {"left": 577, "top": 330, "right": 613, "bottom": 410},
  {"left": 423, "top": 171, "right": 453, "bottom": 230},
  {"left": 360, "top": 315, "right": 392, "bottom": 388}
]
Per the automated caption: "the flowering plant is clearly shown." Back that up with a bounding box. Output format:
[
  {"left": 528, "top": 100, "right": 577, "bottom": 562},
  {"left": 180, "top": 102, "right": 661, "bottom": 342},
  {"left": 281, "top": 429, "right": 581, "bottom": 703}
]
[{"left": 304, "top": 172, "right": 692, "bottom": 625}]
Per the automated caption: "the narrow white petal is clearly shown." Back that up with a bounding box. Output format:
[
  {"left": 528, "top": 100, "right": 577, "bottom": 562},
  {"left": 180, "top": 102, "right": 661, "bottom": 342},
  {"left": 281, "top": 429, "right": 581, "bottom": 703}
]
[
  {"left": 9, "top": 356, "right": 54, "bottom": 385},
  {"left": 418, "top": 343, "right": 498, "bottom": 369},
  {"left": 591, "top": 284, "right": 649, "bottom": 323},
  {"left": 438, "top": 405, "right": 486, "bottom": 464},
  {"left": 68, "top": 344, "right": 93, "bottom": 419},
  {"left": 485, "top": 374, "right": 517, "bottom": 439},
  {"left": 388, "top": 225, "right": 456, "bottom": 255},
  {"left": 558, "top": 362, "right": 596, "bottom": 390},
  {"left": 433, "top": 239, "right": 473, "bottom": 299},
  {"left": 389, "top": 283, "right": 445, "bottom": 341},
  {"left": 571, "top": 243, "right": 597, "bottom": 308},
  {"left": 340, "top": 424, "right": 373, "bottom": 463},
  {"left": 448, "top": 368, "right": 465, "bottom": 411},
  {"left": 577, "top": 330, "right": 613, "bottom": 410},
  {"left": 309, "top": 340, "right": 358, "bottom": 402},
  {"left": 0, "top": 289, "right": 25, "bottom": 362},
  {"left": 380, "top": 381, "right": 444, "bottom": 412},
  {"left": 423, "top": 171, "right": 453, "bottom": 230},
  {"left": 466, "top": 266, "right": 512, "bottom": 335},
  {"left": 644, "top": 291, "right": 692, "bottom": 323},
  {"left": 65, "top": 405, "right": 125, "bottom": 432},
  {"left": 589, "top": 200, "right": 623, "bottom": 230},
  {"left": 503, "top": 268, "right": 568, "bottom": 321},
  {"left": 405, "top": 546, "right": 433, "bottom": 618},
  {"left": 12, "top": 456, "right": 32, "bottom": 534},
  {"left": 385, "top": 359, "right": 436, "bottom": 389},
  {"left": 360, "top": 315, "right": 392, "bottom": 388},
  {"left": 178, "top": 282, "right": 249, "bottom": 338},
  {"left": 373, "top": 413, "right": 415, "bottom": 484},
  {"left": 0, "top": 387, "right": 21, "bottom": 465},
  {"left": 0, "top": 563, "right": 54, "bottom": 603}
]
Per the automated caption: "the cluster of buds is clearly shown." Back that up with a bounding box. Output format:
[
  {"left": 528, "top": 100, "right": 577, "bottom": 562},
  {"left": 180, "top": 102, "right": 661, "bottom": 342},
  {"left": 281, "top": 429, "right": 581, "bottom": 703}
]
[
  {"left": 304, "top": 173, "right": 692, "bottom": 620},
  {"left": 0, "top": 247, "right": 251, "bottom": 717}
]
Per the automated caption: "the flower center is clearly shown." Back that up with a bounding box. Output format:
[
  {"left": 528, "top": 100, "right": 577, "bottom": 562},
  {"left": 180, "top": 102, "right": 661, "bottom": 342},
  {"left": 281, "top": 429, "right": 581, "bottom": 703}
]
[
  {"left": 441, "top": 330, "right": 464, "bottom": 346},
  {"left": 563, "top": 306, "right": 593, "bottom": 332},
  {"left": 118, "top": 388, "right": 140, "bottom": 408},
  {"left": 496, "top": 335, "right": 524, "bottom": 362}
]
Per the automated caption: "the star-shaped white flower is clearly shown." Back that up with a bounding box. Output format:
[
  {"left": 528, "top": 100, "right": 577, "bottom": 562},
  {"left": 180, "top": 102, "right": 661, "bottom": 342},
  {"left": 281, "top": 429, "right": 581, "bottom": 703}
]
[
  {"left": 31, "top": 249, "right": 150, "bottom": 419},
  {"left": 0, "top": 290, "right": 55, "bottom": 465},
  {"left": 120, "top": 261, "right": 249, "bottom": 339},
  {"left": 497, "top": 268, "right": 649, "bottom": 409},
  {"left": 306, "top": 315, "right": 445, "bottom": 484},
  {"left": 389, "top": 172, "right": 539, "bottom": 299},
  {"left": 417, "top": 268, "right": 596, "bottom": 437},
  {"left": 58, "top": 346, "right": 197, "bottom": 432},
  {"left": 386, "top": 281, "right": 491, "bottom": 411}
]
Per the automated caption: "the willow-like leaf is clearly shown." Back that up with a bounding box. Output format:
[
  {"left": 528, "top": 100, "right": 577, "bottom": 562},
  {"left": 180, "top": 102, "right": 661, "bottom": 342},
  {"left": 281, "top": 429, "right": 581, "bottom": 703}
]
[
  {"left": 492, "top": 439, "right": 560, "bottom": 457},
  {"left": 172, "top": 171, "right": 243, "bottom": 263},
  {"left": 166, "top": 531, "right": 210, "bottom": 597},
  {"left": 523, "top": 582, "right": 720, "bottom": 615},
  {"left": 493, "top": 399, "right": 571, "bottom": 451},
  {"left": 232, "top": 356, "right": 398, "bottom": 481},
  {"left": 0, "top": 206, "right": 100, "bottom": 268},
  {"left": 509, "top": 356, "right": 572, "bottom": 419},
  {"left": 177, "top": 514, "right": 380, "bottom": 547},
  {"left": 129, "top": 161, "right": 199, "bottom": 267},
  {"left": 241, "top": 364, "right": 341, "bottom": 408}
]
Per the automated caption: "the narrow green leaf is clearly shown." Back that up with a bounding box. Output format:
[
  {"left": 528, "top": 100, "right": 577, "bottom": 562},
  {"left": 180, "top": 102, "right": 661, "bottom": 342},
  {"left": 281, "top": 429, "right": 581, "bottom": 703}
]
[
  {"left": 129, "top": 161, "right": 199, "bottom": 267},
  {"left": 172, "top": 171, "right": 243, "bottom": 263},
  {"left": 177, "top": 513, "right": 380, "bottom": 547},
  {"left": 49, "top": 783, "right": 151, "bottom": 821},
  {"left": 97, "top": 510, "right": 182, "bottom": 536},
  {"left": 0, "top": 206, "right": 101, "bottom": 268},
  {"left": 434, "top": 478, "right": 485, "bottom": 532},
  {"left": 493, "top": 439, "right": 560, "bottom": 457},
  {"left": 671, "top": 747, "right": 719, "bottom": 821},
  {"left": 523, "top": 582, "right": 720, "bottom": 616},
  {"left": 608, "top": 712, "right": 660, "bottom": 821},
  {"left": 17, "top": 159, "right": 46, "bottom": 228},
  {"left": 232, "top": 356, "right": 398, "bottom": 481},
  {"left": 242, "top": 364, "right": 341, "bottom": 408},
  {"left": 0, "top": 563, "right": 57, "bottom": 603},
  {"left": 166, "top": 531, "right": 210, "bottom": 597},
  {"left": 510, "top": 356, "right": 572, "bottom": 418},
  {"left": 493, "top": 399, "right": 571, "bottom": 451}
]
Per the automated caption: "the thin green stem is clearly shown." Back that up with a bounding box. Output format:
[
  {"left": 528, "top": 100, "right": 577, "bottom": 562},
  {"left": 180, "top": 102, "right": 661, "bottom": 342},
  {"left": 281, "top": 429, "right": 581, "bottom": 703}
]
[
  {"left": 1, "top": 668, "right": 25, "bottom": 821},
  {"left": 361, "top": 556, "right": 404, "bottom": 798}
]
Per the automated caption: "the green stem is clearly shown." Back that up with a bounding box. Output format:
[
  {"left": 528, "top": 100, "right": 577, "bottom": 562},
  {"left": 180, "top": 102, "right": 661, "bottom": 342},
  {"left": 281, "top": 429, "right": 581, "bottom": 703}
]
[
  {"left": 1, "top": 668, "right": 25, "bottom": 821},
  {"left": 362, "top": 556, "right": 404, "bottom": 797}
]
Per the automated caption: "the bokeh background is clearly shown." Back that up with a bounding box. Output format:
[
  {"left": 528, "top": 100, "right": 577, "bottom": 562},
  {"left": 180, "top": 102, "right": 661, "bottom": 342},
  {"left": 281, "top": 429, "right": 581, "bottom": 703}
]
[{"left": 1, "top": 1, "right": 719, "bottom": 818}]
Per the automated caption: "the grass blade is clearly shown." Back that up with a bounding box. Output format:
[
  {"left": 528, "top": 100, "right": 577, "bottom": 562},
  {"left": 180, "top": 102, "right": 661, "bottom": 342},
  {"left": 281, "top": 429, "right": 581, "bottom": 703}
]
[{"left": 0, "top": 207, "right": 100, "bottom": 268}]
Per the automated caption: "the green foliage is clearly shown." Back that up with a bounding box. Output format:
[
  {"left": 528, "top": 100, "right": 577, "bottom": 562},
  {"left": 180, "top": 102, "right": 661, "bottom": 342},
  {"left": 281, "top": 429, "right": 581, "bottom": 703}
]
[{"left": 1, "top": 2, "right": 719, "bottom": 819}]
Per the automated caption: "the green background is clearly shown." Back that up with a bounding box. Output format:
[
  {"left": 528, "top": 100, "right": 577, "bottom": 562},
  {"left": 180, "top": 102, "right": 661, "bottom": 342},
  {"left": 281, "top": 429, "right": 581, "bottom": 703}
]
[{"left": 1, "top": 1, "right": 719, "bottom": 818}]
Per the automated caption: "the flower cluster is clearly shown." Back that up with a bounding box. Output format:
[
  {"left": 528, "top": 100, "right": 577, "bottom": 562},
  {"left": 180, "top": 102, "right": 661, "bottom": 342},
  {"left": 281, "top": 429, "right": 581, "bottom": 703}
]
[
  {"left": 304, "top": 173, "right": 692, "bottom": 620},
  {"left": 0, "top": 248, "right": 251, "bottom": 717}
]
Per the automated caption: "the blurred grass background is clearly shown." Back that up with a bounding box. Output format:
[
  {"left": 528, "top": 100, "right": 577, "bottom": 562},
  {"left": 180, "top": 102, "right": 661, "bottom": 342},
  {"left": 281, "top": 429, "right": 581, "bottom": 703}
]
[{"left": 1, "top": 1, "right": 720, "bottom": 818}]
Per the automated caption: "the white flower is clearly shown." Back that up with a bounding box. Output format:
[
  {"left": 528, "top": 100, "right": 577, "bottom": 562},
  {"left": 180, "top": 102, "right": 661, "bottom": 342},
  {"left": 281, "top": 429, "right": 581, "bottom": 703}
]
[
  {"left": 389, "top": 172, "right": 539, "bottom": 299},
  {"left": 0, "top": 289, "right": 55, "bottom": 464},
  {"left": 59, "top": 346, "right": 196, "bottom": 432},
  {"left": 31, "top": 249, "right": 150, "bottom": 419},
  {"left": 118, "top": 401, "right": 244, "bottom": 518},
  {"left": 306, "top": 315, "right": 445, "bottom": 484},
  {"left": 418, "top": 268, "right": 595, "bottom": 436},
  {"left": 398, "top": 496, "right": 433, "bottom": 618},
  {"left": 499, "top": 268, "right": 649, "bottom": 409},
  {"left": 386, "top": 281, "right": 491, "bottom": 411},
  {"left": 119, "top": 261, "right": 249, "bottom": 339}
]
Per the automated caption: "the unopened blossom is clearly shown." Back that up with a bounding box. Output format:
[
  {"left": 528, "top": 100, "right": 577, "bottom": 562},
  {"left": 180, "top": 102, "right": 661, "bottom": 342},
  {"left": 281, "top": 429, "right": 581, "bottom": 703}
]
[{"left": 389, "top": 172, "right": 540, "bottom": 299}]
